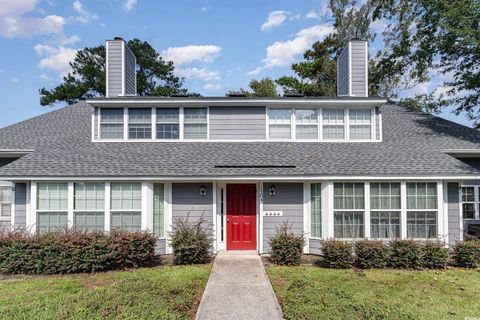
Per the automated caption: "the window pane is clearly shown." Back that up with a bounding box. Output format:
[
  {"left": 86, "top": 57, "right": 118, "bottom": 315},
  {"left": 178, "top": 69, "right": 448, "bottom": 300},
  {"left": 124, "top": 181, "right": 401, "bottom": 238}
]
[
  {"left": 296, "top": 125, "right": 318, "bottom": 139},
  {"left": 153, "top": 184, "right": 164, "bottom": 237},
  {"left": 311, "top": 184, "right": 321, "bottom": 237},
  {"left": 184, "top": 108, "right": 207, "bottom": 123},
  {"left": 129, "top": 108, "right": 151, "bottom": 123},
  {"left": 268, "top": 109, "right": 292, "bottom": 124},
  {"left": 157, "top": 108, "right": 179, "bottom": 123},
  {"left": 370, "top": 211, "right": 400, "bottom": 239},
  {"left": 333, "top": 183, "right": 364, "bottom": 210},
  {"left": 462, "top": 187, "right": 475, "bottom": 202},
  {"left": 74, "top": 183, "right": 105, "bottom": 211},
  {"left": 370, "top": 183, "right": 401, "bottom": 210},
  {"left": 74, "top": 212, "right": 105, "bottom": 232},
  {"left": 111, "top": 183, "right": 142, "bottom": 210},
  {"left": 463, "top": 203, "right": 475, "bottom": 219},
  {"left": 349, "top": 109, "right": 371, "bottom": 125},
  {"left": 333, "top": 211, "right": 364, "bottom": 238},
  {"left": 295, "top": 109, "right": 318, "bottom": 124},
  {"left": 37, "top": 212, "right": 68, "bottom": 233},
  {"left": 100, "top": 108, "right": 123, "bottom": 123},
  {"left": 407, "top": 211, "right": 437, "bottom": 239},
  {"left": 323, "top": 125, "right": 345, "bottom": 140},
  {"left": 349, "top": 125, "right": 371, "bottom": 140},
  {"left": 100, "top": 124, "right": 123, "bottom": 139},
  {"left": 156, "top": 124, "right": 179, "bottom": 139},
  {"left": 129, "top": 124, "right": 152, "bottom": 139},
  {"left": 184, "top": 124, "right": 208, "bottom": 139},
  {"left": 111, "top": 212, "right": 141, "bottom": 232},
  {"left": 323, "top": 109, "right": 344, "bottom": 124},
  {"left": 0, "top": 186, "right": 11, "bottom": 202},
  {"left": 269, "top": 125, "right": 291, "bottom": 139},
  {"left": 406, "top": 183, "right": 437, "bottom": 209},
  {"left": 37, "top": 183, "right": 68, "bottom": 210},
  {"left": 0, "top": 203, "right": 11, "bottom": 217}
]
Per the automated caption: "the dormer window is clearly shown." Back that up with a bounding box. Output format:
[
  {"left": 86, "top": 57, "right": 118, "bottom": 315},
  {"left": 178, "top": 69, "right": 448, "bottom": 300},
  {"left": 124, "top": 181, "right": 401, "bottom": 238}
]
[
  {"left": 295, "top": 109, "right": 318, "bottom": 140},
  {"left": 156, "top": 108, "right": 180, "bottom": 139},
  {"left": 268, "top": 108, "right": 292, "bottom": 139},
  {"left": 322, "top": 109, "right": 345, "bottom": 140},
  {"left": 349, "top": 109, "right": 372, "bottom": 140},
  {"left": 128, "top": 108, "right": 152, "bottom": 139},
  {"left": 100, "top": 108, "right": 124, "bottom": 139},
  {"left": 184, "top": 108, "right": 208, "bottom": 139}
]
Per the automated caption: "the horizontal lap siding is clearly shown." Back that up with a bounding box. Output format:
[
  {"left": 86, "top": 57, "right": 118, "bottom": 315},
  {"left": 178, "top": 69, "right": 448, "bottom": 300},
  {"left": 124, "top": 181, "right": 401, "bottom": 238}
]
[
  {"left": 263, "top": 183, "right": 303, "bottom": 252},
  {"left": 351, "top": 41, "right": 367, "bottom": 97},
  {"left": 14, "top": 183, "right": 26, "bottom": 228},
  {"left": 155, "top": 239, "right": 166, "bottom": 255},
  {"left": 447, "top": 183, "right": 461, "bottom": 244},
  {"left": 209, "top": 106, "right": 266, "bottom": 140},
  {"left": 172, "top": 183, "right": 213, "bottom": 228},
  {"left": 93, "top": 107, "right": 98, "bottom": 140},
  {"left": 124, "top": 47, "right": 136, "bottom": 95},
  {"left": 309, "top": 238, "right": 322, "bottom": 255},
  {"left": 107, "top": 41, "right": 123, "bottom": 97},
  {"left": 337, "top": 46, "right": 350, "bottom": 96}
]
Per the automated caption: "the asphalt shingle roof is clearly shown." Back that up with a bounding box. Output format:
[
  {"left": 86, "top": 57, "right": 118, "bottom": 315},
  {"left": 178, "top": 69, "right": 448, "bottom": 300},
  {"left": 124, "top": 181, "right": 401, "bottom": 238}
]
[{"left": 0, "top": 101, "right": 479, "bottom": 178}]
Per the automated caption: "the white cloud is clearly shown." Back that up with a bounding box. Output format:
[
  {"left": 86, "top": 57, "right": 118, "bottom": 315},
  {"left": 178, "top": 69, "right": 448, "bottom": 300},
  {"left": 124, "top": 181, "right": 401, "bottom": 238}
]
[
  {"left": 161, "top": 45, "right": 222, "bottom": 66},
  {"left": 71, "top": 0, "right": 98, "bottom": 24},
  {"left": 11, "top": 77, "right": 19, "bottom": 84},
  {"left": 203, "top": 83, "right": 222, "bottom": 90},
  {"left": 34, "top": 44, "right": 78, "bottom": 77},
  {"left": 176, "top": 67, "right": 220, "bottom": 81},
  {"left": 305, "top": 10, "right": 320, "bottom": 19},
  {"left": 249, "top": 24, "right": 334, "bottom": 74},
  {"left": 200, "top": 6, "right": 210, "bottom": 12},
  {"left": 122, "top": 0, "right": 138, "bottom": 12},
  {"left": 0, "top": 0, "right": 37, "bottom": 16},
  {"left": 261, "top": 11, "right": 289, "bottom": 32}
]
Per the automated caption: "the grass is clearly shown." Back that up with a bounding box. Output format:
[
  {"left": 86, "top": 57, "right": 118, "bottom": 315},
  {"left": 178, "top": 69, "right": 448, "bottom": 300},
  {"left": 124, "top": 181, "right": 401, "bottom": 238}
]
[
  {"left": 0, "top": 264, "right": 211, "bottom": 320},
  {"left": 267, "top": 266, "right": 480, "bottom": 320}
]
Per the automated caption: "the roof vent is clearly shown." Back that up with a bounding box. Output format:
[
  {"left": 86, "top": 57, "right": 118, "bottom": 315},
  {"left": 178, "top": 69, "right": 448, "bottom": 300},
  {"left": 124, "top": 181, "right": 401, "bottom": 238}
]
[
  {"left": 226, "top": 93, "right": 247, "bottom": 97},
  {"left": 283, "top": 92, "right": 305, "bottom": 98},
  {"left": 169, "top": 93, "right": 191, "bottom": 97}
]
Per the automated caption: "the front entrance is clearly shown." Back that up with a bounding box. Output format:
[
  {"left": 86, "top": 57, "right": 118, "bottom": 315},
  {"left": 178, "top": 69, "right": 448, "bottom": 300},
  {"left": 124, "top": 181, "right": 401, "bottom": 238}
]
[{"left": 226, "top": 184, "right": 257, "bottom": 250}]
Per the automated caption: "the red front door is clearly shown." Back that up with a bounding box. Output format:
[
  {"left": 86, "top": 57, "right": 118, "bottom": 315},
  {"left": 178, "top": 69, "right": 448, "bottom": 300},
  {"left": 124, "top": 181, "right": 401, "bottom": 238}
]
[{"left": 226, "top": 184, "right": 257, "bottom": 250}]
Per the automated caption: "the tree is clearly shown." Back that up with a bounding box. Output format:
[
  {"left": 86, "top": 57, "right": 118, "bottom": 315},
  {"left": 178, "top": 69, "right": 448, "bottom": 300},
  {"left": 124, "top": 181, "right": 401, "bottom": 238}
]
[
  {"left": 371, "top": 0, "right": 480, "bottom": 125},
  {"left": 39, "top": 39, "right": 187, "bottom": 106},
  {"left": 277, "top": 0, "right": 378, "bottom": 96},
  {"left": 229, "top": 77, "right": 279, "bottom": 97}
]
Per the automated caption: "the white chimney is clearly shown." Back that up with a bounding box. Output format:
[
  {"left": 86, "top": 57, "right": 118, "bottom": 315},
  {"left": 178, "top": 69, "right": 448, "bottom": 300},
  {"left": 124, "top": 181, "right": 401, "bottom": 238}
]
[
  {"left": 337, "top": 40, "right": 368, "bottom": 97},
  {"left": 106, "top": 37, "right": 137, "bottom": 97}
]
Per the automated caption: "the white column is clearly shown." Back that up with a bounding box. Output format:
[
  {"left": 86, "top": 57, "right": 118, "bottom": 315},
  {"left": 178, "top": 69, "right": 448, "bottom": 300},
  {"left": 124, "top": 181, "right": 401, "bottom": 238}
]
[
  {"left": 142, "top": 182, "right": 153, "bottom": 231},
  {"left": 212, "top": 181, "right": 217, "bottom": 252},
  {"left": 364, "top": 182, "right": 371, "bottom": 238},
  {"left": 179, "top": 107, "right": 184, "bottom": 140},
  {"left": 303, "top": 182, "right": 311, "bottom": 253},
  {"left": 67, "top": 182, "right": 74, "bottom": 228},
  {"left": 123, "top": 108, "right": 128, "bottom": 140},
  {"left": 105, "top": 182, "right": 111, "bottom": 232},
  {"left": 259, "top": 182, "right": 264, "bottom": 253},
  {"left": 400, "top": 182, "right": 407, "bottom": 239},
  {"left": 29, "top": 181, "right": 37, "bottom": 234},
  {"left": 437, "top": 181, "right": 446, "bottom": 243},
  {"left": 165, "top": 182, "right": 173, "bottom": 254},
  {"left": 325, "top": 182, "right": 334, "bottom": 239},
  {"left": 10, "top": 183, "right": 15, "bottom": 228}
]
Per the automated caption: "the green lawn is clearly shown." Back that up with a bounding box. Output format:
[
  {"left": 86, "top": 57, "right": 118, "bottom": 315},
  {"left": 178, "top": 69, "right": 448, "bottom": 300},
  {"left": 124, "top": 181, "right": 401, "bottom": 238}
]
[
  {"left": 267, "top": 266, "right": 480, "bottom": 320},
  {"left": 0, "top": 265, "right": 211, "bottom": 320}
]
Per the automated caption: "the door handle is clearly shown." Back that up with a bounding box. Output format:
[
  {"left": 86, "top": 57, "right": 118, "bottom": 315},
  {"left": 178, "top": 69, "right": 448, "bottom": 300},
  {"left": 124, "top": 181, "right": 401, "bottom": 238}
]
[{"left": 227, "top": 218, "right": 230, "bottom": 223}]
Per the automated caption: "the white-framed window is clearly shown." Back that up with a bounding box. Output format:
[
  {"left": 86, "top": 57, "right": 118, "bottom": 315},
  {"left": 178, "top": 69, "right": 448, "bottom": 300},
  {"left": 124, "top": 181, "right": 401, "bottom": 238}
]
[
  {"left": 153, "top": 183, "right": 164, "bottom": 237},
  {"left": 268, "top": 108, "right": 292, "bottom": 139},
  {"left": 333, "top": 182, "right": 364, "bottom": 238},
  {"left": 370, "top": 182, "right": 401, "bottom": 239},
  {"left": 461, "top": 186, "right": 477, "bottom": 219},
  {"left": 0, "top": 184, "right": 11, "bottom": 220},
  {"left": 406, "top": 182, "right": 437, "bottom": 239},
  {"left": 349, "top": 109, "right": 372, "bottom": 140},
  {"left": 100, "top": 108, "right": 124, "bottom": 139},
  {"left": 310, "top": 183, "right": 322, "bottom": 237},
  {"left": 110, "top": 183, "right": 142, "bottom": 231},
  {"left": 156, "top": 108, "right": 180, "bottom": 139},
  {"left": 295, "top": 109, "right": 318, "bottom": 139},
  {"left": 74, "top": 182, "right": 105, "bottom": 232},
  {"left": 36, "top": 183, "right": 68, "bottom": 233},
  {"left": 184, "top": 108, "right": 208, "bottom": 139},
  {"left": 128, "top": 108, "right": 152, "bottom": 139},
  {"left": 322, "top": 109, "right": 345, "bottom": 140}
]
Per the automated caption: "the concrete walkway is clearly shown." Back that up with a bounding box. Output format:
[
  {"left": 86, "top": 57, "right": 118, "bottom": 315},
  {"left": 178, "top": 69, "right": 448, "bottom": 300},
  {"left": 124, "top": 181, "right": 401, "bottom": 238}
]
[{"left": 196, "top": 251, "right": 283, "bottom": 320}]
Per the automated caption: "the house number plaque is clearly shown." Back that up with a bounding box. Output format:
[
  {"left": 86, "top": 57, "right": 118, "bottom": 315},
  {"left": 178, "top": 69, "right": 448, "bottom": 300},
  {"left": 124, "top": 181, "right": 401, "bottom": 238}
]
[{"left": 263, "top": 211, "right": 283, "bottom": 216}]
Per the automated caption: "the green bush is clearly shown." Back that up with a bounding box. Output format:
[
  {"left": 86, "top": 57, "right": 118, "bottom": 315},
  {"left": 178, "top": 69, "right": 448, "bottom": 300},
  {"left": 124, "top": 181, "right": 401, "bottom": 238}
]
[
  {"left": 322, "top": 240, "right": 353, "bottom": 269},
  {"left": 420, "top": 241, "right": 449, "bottom": 269},
  {"left": 354, "top": 240, "right": 390, "bottom": 269},
  {"left": 169, "top": 217, "right": 211, "bottom": 265},
  {"left": 388, "top": 240, "right": 422, "bottom": 268},
  {"left": 0, "top": 229, "right": 156, "bottom": 274},
  {"left": 452, "top": 240, "right": 480, "bottom": 268},
  {"left": 269, "top": 223, "right": 305, "bottom": 266}
]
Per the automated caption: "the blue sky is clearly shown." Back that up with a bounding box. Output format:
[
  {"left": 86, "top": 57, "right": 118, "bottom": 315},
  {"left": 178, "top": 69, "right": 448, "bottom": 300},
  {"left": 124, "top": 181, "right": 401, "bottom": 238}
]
[{"left": 0, "top": 0, "right": 474, "bottom": 128}]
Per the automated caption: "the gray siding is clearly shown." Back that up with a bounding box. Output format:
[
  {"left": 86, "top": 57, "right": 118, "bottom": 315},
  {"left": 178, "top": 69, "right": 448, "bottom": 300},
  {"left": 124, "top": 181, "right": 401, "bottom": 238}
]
[
  {"left": 209, "top": 106, "right": 266, "bottom": 140},
  {"left": 107, "top": 40, "right": 123, "bottom": 97},
  {"left": 93, "top": 107, "right": 98, "bottom": 140},
  {"left": 14, "top": 183, "right": 26, "bottom": 229},
  {"left": 172, "top": 183, "right": 213, "bottom": 228},
  {"left": 375, "top": 107, "right": 381, "bottom": 140},
  {"left": 124, "top": 45, "right": 136, "bottom": 96},
  {"left": 309, "top": 238, "right": 322, "bottom": 255},
  {"left": 350, "top": 41, "right": 367, "bottom": 97},
  {"left": 155, "top": 239, "right": 166, "bottom": 255},
  {"left": 337, "top": 45, "right": 350, "bottom": 96},
  {"left": 447, "top": 183, "right": 461, "bottom": 244},
  {"left": 263, "top": 183, "right": 303, "bottom": 252}
]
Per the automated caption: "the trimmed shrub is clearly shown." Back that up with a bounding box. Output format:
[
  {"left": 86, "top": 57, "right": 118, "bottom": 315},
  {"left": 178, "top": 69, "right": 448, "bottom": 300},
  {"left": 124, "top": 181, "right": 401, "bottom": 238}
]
[
  {"left": 0, "top": 229, "right": 157, "bottom": 274},
  {"left": 452, "top": 240, "right": 480, "bottom": 268},
  {"left": 388, "top": 240, "right": 422, "bottom": 268},
  {"left": 420, "top": 241, "right": 449, "bottom": 269},
  {"left": 322, "top": 240, "right": 353, "bottom": 269},
  {"left": 354, "top": 240, "right": 390, "bottom": 269},
  {"left": 169, "top": 217, "right": 212, "bottom": 265},
  {"left": 269, "top": 223, "right": 305, "bottom": 266}
]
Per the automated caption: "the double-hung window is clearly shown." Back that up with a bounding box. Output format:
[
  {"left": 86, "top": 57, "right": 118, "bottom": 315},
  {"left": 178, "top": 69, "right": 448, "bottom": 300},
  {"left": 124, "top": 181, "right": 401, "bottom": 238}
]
[
  {"left": 406, "top": 182, "right": 438, "bottom": 239},
  {"left": 184, "top": 108, "right": 208, "bottom": 139},
  {"left": 128, "top": 108, "right": 152, "bottom": 139},
  {"left": 110, "top": 183, "right": 142, "bottom": 231},
  {"left": 370, "top": 183, "right": 401, "bottom": 239},
  {"left": 74, "top": 183, "right": 105, "bottom": 232},
  {"left": 156, "top": 108, "right": 179, "bottom": 139},
  {"left": 333, "top": 183, "right": 365, "bottom": 238},
  {"left": 36, "top": 183, "right": 68, "bottom": 233},
  {"left": 322, "top": 109, "right": 345, "bottom": 140},
  {"left": 295, "top": 109, "right": 318, "bottom": 139},
  {"left": 0, "top": 184, "right": 11, "bottom": 220},
  {"left": 349, "top": 109, "right": 372, "bottom": 140},
  {"left": 100, "top": 108, "right": 124, "bottom": 139},
  {"left": 310, "top": 183, "right": 322, "bottom": 237},
  {"left": 461, "top": 186, "right": 476, "bottom": 219},
  {"left": 268, "top": 109, "right": 292, "bottom": 139}
]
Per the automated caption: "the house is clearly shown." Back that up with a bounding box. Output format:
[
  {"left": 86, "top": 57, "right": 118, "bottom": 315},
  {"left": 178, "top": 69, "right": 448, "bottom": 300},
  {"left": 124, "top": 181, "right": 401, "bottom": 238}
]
[{"left": 0, "top": 38, "right": 479, "bottom": 255}]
